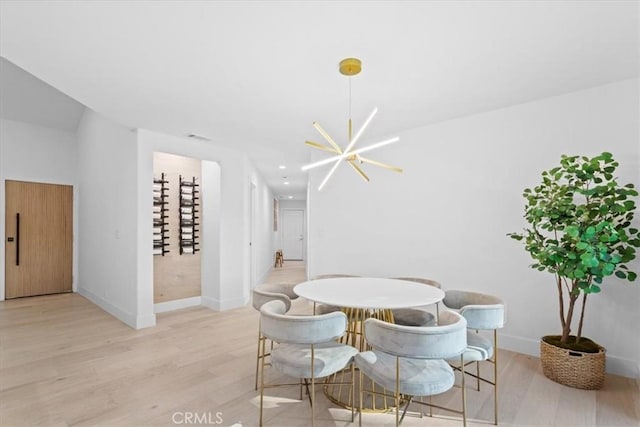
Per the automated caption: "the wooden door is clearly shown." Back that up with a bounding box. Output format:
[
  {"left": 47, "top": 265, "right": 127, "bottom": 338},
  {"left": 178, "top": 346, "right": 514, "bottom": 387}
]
[
  {"left": 282, "top": 209, "right": 304, "bottom": 260},
  {"left": 5, "top": 180, "right": 73, "bottom": 299}
]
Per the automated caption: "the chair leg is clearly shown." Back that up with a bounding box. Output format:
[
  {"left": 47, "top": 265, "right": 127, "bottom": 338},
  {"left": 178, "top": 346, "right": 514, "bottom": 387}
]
[
  {"left": 255, "top": 320, "right": 262, "bottom": 391},
  {"left": 359, "top": 369, "right": 363, "bottom": 427},
  {"left": 395, "top": 356, "right": 400, "bottom": 427},
  {"left": 351, "top": 363, "right": 355, "bottom": 422},
  {"left": 461, "top": 354, "right": 467, "bottom": 427},
  {"left": 259, "top": 336, "right": 267, "bottom": 426},
  {"left": 476, "top": 361, "right": 481, "bottom": 391},
  {"left": 399, "top": 396, "right": 413, "bottom": 424},
  {"left": 311, "top": 345, "right": 315, "bottom": 427},
  {"left": 494, "top": 329, "right": 498, "bottom": 425}
]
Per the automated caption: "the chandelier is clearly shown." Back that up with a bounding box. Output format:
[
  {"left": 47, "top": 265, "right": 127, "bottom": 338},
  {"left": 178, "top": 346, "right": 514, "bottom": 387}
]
[{"left": 301, "top": 58, "right": 402, "bottom": 191}]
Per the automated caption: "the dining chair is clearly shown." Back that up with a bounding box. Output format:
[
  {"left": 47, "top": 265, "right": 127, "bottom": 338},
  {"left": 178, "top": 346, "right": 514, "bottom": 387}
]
[
  {"left": 355, "top": 310, "right": 468, "bottom": 427},
  {"left": 252, "top": 283, "right": 300, "bottom": 390},
  {"left": 258, "top": 300, "right": 358, "bottom": 427},
  {"left": 312, "top": 274, "right": 360, "bottom": 315},
  {"left": 443, "top": 290, "right": 505, "bottom": 425},
  {"left": 390, "top": 277, "right": 441, "bottom": 326}
]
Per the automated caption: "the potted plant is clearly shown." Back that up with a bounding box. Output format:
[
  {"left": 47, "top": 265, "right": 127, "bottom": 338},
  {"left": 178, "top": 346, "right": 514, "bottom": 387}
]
[{"left": 508, "top": 152, "right": 639, "bottom": 389}]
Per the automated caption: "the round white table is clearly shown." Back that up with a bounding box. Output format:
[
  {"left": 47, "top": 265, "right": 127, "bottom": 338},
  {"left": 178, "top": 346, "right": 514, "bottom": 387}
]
[
  {"left": 294, "top": 277, "right": 444, "bottom": 309},
  {"left": 294, "top": 277, "right": 444, "bottom": 411}
]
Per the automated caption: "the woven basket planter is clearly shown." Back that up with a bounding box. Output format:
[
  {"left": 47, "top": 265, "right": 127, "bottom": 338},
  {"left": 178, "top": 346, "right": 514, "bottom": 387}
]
[{"left": 540, "top": 336, "right": 606, "bottom": 390}]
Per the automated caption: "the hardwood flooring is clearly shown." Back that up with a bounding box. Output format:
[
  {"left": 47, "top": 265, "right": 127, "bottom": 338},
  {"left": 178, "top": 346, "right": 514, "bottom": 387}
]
[{"left": 1, "top": 261, "right": 638, "bottom": 426}]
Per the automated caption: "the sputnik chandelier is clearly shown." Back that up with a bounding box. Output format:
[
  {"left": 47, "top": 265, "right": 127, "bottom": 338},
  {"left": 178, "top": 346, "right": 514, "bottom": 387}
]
[{"left": 301, "top": 58, "right": 402, "bottom": 191}]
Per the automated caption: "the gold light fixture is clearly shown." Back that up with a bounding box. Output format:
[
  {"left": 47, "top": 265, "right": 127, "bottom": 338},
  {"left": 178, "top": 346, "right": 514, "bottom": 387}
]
[{"left": 302, "top": 58, "right": 402, "bottom": 191}]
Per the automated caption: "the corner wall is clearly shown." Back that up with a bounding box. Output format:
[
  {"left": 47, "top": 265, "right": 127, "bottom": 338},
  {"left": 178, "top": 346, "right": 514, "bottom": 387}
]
[
  {"left": 307, "top": 78, "right": 640, "bottom": 378},
  {"left": 76, "top": 110, "right": 148, "bottom": 327}
]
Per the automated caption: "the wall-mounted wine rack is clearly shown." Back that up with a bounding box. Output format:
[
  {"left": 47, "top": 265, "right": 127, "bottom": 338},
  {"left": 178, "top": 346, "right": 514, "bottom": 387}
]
[
  {"left": 179, "top": 175, "right": 199, "bottom": 255},
  {"left": 153, "top": 173, "right": 170, "bottom": 256}
]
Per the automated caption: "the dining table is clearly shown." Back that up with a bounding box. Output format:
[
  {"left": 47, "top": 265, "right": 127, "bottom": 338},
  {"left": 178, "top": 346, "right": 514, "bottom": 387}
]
[{"left": 294, "top": 277, "right": 445, "bottom": 411}]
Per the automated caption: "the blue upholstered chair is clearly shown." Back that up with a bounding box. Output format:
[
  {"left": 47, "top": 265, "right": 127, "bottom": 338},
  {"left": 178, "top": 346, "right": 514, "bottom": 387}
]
[
  {"left": 252, "top": 283, "right": 299, "bottom": 390},
  {"left": 389, "top": 277, "right": 441, "bottom": 326},
  {"left": 258, "top": 300, "right": 358, "bottom": 426},
  {"left": 355, "top": 311, "right": 468, "bottom": 426},
  {"left": 443, "top": 290, "right": 505, "bottom": 425}
]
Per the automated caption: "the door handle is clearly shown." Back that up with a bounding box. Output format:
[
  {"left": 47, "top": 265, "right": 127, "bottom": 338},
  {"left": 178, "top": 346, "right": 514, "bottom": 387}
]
[{"left": 16, "top": 213, "right": 20, "bottom": 266}]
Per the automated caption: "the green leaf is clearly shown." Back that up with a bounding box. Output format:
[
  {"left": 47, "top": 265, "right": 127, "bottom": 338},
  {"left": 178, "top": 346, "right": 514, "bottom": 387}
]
[
  {"left": 628, "top": 272, "right": 638, "bottom": 281},
  {"left": 603, "top": 263, "right": 615, "bottom": 275},
  {"left": 565, "top": 226, "right": 579, "bottom": 238},
  {"left": 615, "top": 271, "right": 627, "bottom": 279}
]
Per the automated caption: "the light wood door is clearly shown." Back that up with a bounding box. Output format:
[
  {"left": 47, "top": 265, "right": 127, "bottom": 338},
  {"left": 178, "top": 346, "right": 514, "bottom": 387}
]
[
  {"left": 282, "top": 209, "right": 304, "bottom": 260},
  {"left": 5, "top": 180, "right": 73, "bottom": 299}
]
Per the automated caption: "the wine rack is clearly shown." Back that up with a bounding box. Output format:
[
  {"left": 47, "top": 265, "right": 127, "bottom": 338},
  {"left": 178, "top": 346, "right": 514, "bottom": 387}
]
[
  {"left": 179, "top": 175, "right": 199, "bottom": 255},
  {"left": 153, "top": 173, "right": 170, "bottom": 256}
]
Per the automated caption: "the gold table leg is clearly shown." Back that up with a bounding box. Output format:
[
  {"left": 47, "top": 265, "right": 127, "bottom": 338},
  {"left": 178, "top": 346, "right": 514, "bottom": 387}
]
[{"left": 322, "top": 307, "right": 401, "bottom": 412}]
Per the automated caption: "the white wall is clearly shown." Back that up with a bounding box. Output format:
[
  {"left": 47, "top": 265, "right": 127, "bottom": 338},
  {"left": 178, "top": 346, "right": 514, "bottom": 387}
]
[
  {"left": 0, "top": 118, "right": 79, "bottom": 300},
  {"left": 248, "top": 165, "right": 278, "bottom": 288},
  {"left": 76, "top": 110, "right": 148, "bottom": 327},
  {"left": 201, "top": 160, "right": 221, "bottom": 306},
  {"left": 308, "top": 78, "right": 640, "bottom": 378}
]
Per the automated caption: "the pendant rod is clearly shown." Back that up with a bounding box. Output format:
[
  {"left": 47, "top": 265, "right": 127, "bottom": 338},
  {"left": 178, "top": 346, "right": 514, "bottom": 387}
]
[{"left": 348, "top": 77, "right": 352, "bottom": 142}]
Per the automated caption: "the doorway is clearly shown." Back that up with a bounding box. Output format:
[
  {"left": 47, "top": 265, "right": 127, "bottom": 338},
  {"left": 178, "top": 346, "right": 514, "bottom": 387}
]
[
  {"left": 4, "top": 180, "right": 73, "bottom": 299},
  {"left": 282, "top": 209, "right": 304, "bottom": 260}
]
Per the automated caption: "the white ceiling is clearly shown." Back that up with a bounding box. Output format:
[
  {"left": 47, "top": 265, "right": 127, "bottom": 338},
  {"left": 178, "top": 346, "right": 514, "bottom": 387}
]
[
  {"left": 0, "top": 57, "right": 85, "bottom": 132},
  {"left": 1, "top": 1, "right": 638, "bottom": 199}
]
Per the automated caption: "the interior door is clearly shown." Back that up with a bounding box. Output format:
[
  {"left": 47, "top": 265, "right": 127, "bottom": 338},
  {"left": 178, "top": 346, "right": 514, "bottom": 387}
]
[
  {"left": 282, "top": 209, "right": 304, "bottom": 260},
  {"left": 5, "top": 180, "right": 73, "bottom": 299}
]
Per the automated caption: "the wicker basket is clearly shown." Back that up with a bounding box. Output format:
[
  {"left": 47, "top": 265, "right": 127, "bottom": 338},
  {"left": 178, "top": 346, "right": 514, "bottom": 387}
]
[{"left": 540, "top": 337, "right": 605, "bottom": 390}]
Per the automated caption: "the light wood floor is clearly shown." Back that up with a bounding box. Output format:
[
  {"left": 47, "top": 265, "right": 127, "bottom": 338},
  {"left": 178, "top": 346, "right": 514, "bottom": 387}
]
[{"left": 1, "top": 261, "right": 638, "bottom": 426}]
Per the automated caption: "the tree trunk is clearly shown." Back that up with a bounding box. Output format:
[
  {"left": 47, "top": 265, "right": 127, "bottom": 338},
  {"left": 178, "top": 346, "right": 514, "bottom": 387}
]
[
  {"left": 561, "top": 292, "right": 579, "bottom": 344},
  {"left": 557, "top": 275, "right": 566, "bottom": 331},
  {"left": 576, "top": 292, "right": 588, "bottom": 341}
]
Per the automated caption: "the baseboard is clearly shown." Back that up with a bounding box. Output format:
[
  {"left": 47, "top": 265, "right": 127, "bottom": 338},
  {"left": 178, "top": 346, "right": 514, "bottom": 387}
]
[
  {"left": 78, "top": 287, "right": 137, "bottom": 329},
  {"left": 135, "top": 313, "right": 157, "bottom": 329},
  {"left": 606, "top": 355, "right": 640, "bottom": 379},
  {"left": 201, "top": 295, "right": 248, "bottom": 311},
  {"left": 154, "top": 296, "right": 202, "bottom": 313},
  {"left": 499, "top": 332, "right": 639, "bottom": 379},
  {"left": 256, "top": 267, "right": 271, "bottom": 288}
]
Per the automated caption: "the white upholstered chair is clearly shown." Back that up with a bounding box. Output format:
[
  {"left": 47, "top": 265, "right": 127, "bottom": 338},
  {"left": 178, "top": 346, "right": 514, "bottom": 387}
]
[
  {"left": 355, "top": 311, "right": 468, "bottom": 427},
  {"left": 252, "top": 283, "right": 299, "bottom": 390},
  {"left": 389, "top": 277, "right": 441, "bottom": 326},
  {"left": 259, "top": 299, "right": 358, "bottom": 427},
  {"left": 443, "top": 290, "right": 505, "bottom": 425}
]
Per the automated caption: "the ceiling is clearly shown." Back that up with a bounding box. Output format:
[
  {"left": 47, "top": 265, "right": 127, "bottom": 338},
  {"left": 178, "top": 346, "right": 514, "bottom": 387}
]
[{"left": 1, "top": 1, "right": 637, "bottom": 200}]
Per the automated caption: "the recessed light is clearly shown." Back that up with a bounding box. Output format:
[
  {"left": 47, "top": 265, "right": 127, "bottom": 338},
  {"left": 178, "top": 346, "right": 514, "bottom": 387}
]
[
  {"left": 279, "top": 165, "right": 287, "bottom": 169},
  {"left": 288, "top": 196, "right": 293, "bottom": 199},
  {"left": 284, "top": 181, "right": 290, "bottom": 185}
]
